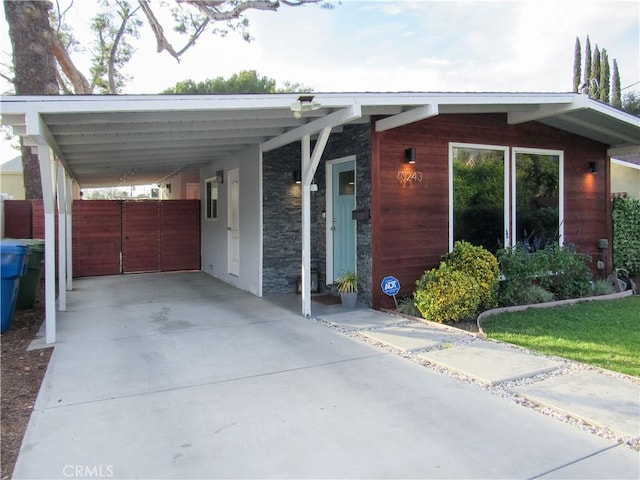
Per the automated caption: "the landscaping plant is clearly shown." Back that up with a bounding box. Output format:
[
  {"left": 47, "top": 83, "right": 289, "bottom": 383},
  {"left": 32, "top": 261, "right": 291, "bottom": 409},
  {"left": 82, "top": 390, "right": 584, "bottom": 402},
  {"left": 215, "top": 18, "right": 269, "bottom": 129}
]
[
  {"left": 612, "top": 196, "right": 640, "bottom": 275},
  {"left": 415, "top": 242, "right": 499, "bottom": 322}
]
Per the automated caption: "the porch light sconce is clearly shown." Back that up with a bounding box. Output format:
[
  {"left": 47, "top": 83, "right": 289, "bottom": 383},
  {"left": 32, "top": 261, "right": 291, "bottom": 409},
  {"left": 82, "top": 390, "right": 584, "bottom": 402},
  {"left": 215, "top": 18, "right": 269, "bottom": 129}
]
[
  {"left": 588, "top": 161, "right": 598, "bottom": 174},
  {"left": 166, "top": 183, "right": 171, "bottom": 193},
  {"left": 405, "top": 147, "right": 416, "bottom": 164},
  {"left": 216, "top": 170, "right": 224, "bottom": 184},
  {"left": 293, "top": 169, "right": 302, "bottom": 184}
]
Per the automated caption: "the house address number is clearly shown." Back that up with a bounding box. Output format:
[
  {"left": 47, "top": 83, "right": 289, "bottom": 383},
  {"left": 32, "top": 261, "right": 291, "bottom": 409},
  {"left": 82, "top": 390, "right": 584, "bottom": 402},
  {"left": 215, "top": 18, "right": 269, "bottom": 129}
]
[{"left": 396, "top": 171, "right": 423, "bottom": 183}]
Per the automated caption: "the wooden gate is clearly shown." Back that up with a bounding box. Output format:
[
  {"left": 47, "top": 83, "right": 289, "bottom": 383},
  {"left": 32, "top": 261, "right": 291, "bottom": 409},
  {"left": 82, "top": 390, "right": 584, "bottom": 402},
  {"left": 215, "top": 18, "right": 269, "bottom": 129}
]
[{"left": 3, "top": 199, "right": 200, "bottom": 277}]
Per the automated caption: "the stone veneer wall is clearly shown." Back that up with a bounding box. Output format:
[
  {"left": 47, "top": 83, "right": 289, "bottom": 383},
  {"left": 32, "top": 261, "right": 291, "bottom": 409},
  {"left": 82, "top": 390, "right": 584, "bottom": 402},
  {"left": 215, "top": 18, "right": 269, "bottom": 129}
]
[{"left": 262, "top": 123, "right": 372, "bottom": 305}]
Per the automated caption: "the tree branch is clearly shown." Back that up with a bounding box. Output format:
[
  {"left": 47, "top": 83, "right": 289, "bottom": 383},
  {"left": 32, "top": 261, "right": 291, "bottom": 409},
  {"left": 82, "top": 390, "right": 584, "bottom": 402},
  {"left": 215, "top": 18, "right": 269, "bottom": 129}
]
[
  {"left": 51, "top": 33, "right": 91, "bottom": 93},
  {"left": 108, "top": 5, "right": 141, "bottom": 94},
  {"left": 138, "top": 0, "right": 181, "bottom": 60},
  {"left": 178, "top": 0, "right": 279, "bottom": 21}
]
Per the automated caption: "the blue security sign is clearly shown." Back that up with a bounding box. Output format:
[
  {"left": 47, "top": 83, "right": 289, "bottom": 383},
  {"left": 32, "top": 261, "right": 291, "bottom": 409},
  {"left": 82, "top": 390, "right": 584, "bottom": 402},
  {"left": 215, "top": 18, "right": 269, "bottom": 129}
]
[{"left": 381, "top": 276, "right": 401, "bottom": 296}]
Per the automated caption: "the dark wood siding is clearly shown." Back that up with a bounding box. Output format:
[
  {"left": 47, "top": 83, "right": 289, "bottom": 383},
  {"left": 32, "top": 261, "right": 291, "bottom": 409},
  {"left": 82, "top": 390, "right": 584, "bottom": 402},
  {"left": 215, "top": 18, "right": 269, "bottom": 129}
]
[{"left": 371, "top": 113, "right": 610, "bottom": 309}]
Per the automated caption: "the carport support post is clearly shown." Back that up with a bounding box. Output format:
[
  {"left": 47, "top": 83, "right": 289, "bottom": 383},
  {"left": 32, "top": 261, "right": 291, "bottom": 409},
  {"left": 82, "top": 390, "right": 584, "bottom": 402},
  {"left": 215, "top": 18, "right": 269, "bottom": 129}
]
[
  {"left": 300, "top": 127, "right": 332, "bottom": 317},
  {"left": 65, "top": 175, "right": 73, "bottom": 290},
  {"left": 56, "top": 162, "right": 67, "bottom": 311},
  {"left": 301, "top": 135, "right": 312, "bottom": 317},
  {"left": 37, "top": 145, "right": 57, "bottom": 344}
]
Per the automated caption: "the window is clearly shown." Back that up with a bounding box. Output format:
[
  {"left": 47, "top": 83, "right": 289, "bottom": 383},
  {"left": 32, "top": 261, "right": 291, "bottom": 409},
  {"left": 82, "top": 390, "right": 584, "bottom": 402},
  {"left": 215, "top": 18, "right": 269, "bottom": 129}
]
[
  {"left": 205, "top": 177, "right": 218, "bottom": 220},
  {"left": 512, "top": 148, "right": 563, "bottom": 250},
  {"left": 449, "top": 143, "right": 564, "bottom": 253},
  {"left": 450, "top": 143, "right": 509, "bottom": 253}
]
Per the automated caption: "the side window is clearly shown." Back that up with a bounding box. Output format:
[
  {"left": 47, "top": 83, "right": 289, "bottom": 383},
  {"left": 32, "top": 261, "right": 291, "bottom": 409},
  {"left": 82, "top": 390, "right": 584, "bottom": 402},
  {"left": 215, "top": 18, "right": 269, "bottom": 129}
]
[{"left": 205, "top": 177, "right": 218, "bottom": 220}]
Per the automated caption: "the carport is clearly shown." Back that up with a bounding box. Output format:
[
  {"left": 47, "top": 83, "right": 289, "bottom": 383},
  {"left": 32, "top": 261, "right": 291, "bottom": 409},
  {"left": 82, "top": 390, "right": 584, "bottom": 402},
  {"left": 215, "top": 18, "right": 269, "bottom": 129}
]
[{"left": 2, "top": 92, "right": 638, "bottom": 344}]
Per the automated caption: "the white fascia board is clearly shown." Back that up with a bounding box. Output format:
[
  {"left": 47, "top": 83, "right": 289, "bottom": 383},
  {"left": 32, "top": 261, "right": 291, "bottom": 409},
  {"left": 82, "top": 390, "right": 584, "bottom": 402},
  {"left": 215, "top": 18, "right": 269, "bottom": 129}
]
[
  {"left": 611, "top": 156, "right": 640, "bottom": 168},
  {"left": 375, "top": 104, "right": 439, "bottom": 131},
  {"left": 0, "top": 94, "right": 302, "bottom": 114},
  {"left": 262, "top": 104, "right": 362, "bottom": 152}
]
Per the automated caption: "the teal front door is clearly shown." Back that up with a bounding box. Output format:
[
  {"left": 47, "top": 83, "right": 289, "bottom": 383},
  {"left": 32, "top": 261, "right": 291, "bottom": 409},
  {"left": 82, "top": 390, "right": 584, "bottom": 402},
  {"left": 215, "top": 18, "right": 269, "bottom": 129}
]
[{"left": 331, "top": 160, "right": 356, "bottom": 279}]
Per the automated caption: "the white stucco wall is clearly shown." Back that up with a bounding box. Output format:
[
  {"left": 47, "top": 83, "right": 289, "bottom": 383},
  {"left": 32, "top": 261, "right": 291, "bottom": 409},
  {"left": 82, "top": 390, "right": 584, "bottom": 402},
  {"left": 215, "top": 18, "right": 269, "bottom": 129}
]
[
  {"left": 200, "top": 144, "right": 262, "bottom": 296},
  {"left": 611, "top": 162, "right": 640, "bottom": 199}
]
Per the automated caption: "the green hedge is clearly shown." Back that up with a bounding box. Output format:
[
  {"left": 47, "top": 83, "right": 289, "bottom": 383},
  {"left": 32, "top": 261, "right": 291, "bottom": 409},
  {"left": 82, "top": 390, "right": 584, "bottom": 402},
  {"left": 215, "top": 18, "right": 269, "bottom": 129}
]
[{"left": 613, "top": 197, "right": 640, "bottom": 275}]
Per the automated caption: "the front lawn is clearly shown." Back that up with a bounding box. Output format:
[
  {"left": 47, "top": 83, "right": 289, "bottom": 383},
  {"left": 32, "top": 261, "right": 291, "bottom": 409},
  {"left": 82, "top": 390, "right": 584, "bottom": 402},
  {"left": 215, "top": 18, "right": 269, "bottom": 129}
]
[{"left": 481, "top": 296, "right": 640, "bottom": 377}]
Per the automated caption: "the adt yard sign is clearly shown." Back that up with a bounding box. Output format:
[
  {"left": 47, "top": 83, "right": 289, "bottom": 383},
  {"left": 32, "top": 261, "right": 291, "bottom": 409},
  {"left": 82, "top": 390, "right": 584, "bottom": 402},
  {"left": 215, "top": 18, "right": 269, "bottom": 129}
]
[{"left": 381, "top": 276, "right": 401, "bottom": 296}]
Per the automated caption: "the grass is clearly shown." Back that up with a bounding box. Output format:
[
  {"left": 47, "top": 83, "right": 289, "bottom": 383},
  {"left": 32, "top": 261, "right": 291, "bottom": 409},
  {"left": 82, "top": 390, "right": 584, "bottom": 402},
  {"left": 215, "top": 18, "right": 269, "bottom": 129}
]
[{"left": 481, "top": 296, "right": 640, "bottom": 377}]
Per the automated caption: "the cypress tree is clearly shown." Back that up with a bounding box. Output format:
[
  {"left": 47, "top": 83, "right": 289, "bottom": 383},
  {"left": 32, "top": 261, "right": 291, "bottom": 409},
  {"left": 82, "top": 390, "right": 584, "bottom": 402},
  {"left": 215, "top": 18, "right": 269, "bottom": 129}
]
[
  {"left": 612, "top": 59, "right": 622, "bottom": 108},
  {"left": 590, "top": 45, "right": 600, "bottom": 98},
  {"left": 599, "top": 49, "right": 610, "bottom": 103},
  {"left": 583, "top": 35, "right": 592, "bottom": 89},
  {"left": 573, "top": 37, "right": 581, "bottom": 92}
]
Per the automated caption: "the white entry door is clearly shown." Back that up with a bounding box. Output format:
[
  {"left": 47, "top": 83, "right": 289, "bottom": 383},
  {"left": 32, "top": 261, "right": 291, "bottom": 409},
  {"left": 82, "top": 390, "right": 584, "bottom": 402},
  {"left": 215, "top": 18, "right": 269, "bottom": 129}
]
[{"left": 227, "top": 169, "right": 240, "bottom": 277}]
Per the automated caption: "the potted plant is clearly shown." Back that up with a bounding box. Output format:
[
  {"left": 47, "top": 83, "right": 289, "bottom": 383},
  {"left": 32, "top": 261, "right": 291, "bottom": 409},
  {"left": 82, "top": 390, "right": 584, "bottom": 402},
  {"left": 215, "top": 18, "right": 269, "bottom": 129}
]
[{"left": 335, "top": 271, "right": 358, "bottom": 308}]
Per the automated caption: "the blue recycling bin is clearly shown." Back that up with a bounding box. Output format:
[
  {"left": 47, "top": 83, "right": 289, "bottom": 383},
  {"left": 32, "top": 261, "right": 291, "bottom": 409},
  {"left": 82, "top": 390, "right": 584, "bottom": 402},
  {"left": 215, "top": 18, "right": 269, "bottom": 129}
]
[{"left": 1, "top": 240, "right": 30, "bottom": 333}]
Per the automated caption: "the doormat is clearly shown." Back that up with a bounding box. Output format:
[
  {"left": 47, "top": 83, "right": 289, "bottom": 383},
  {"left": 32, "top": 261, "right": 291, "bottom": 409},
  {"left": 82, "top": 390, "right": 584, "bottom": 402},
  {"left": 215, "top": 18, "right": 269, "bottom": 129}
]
[{"left": 312, "top": 294, "right": 341, "bottom": 305}]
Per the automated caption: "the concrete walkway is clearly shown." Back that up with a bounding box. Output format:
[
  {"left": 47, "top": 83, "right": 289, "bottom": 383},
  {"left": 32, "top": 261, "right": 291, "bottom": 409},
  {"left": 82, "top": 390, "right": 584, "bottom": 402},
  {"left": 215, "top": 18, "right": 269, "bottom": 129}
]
[{"left": 15, "top": 272, "right": 639, "bottom": 479}]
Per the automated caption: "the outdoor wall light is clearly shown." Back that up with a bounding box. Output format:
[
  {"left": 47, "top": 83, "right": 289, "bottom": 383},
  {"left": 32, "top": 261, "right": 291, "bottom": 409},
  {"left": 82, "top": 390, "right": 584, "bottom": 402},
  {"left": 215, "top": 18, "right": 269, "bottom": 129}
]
[
  {"left": 588, "top": 161, "right": 598, "bottom": 174},
  {"left": 293, "top": 169, "right": 302, "bottom": 184},
  {"left": 166, "top": 183, "right": 171, "bottom": 193},
  {"left": 405, "top": 147, "right": 416, "bottom": 164}
]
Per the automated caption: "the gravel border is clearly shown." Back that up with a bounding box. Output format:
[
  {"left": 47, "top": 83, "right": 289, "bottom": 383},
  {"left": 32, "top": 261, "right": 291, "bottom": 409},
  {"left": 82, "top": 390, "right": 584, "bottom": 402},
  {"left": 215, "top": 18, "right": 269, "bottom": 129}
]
[{"left": 311, "top": 310, "right": 640, "bottom": 451}]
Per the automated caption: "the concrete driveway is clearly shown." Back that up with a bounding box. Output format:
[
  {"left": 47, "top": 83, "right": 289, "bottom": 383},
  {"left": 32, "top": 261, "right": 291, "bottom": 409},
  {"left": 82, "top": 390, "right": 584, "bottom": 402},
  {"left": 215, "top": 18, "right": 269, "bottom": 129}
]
[{"left": 14, "top": 272, "right": 639, "bottom": 479}]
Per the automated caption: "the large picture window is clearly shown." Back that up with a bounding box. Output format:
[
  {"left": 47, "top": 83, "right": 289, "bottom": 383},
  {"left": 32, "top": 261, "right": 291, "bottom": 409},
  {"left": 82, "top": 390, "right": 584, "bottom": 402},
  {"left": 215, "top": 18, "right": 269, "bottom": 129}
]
[
  {"left": 449, "top": 144, "right": 563, "bottom": 252},
  {"left": 205, "top": 177, "right": 218, "bottom": 220}
]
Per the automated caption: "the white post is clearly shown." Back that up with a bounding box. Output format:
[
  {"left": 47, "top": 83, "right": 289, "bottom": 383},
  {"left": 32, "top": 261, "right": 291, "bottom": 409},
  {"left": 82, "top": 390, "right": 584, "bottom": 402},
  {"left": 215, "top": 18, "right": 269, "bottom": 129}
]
[
  {"left": 301, "top": 135, "right": 312, "bottom": 317},
  {"left": 56, "top": 162, "right": 67, "bottom": 311},
  {"left": 66, "top": 176, "right": 73, "bottom": 290},
  {"left": 37, "top": 145, "right": 57, "bottom": 344}
]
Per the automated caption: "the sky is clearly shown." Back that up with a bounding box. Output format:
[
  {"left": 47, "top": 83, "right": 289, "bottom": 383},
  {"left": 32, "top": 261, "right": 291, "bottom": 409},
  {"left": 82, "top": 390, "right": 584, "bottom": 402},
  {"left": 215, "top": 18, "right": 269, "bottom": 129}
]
[{"left": 1, "top": 0, "right": 639, "bottom": 161}]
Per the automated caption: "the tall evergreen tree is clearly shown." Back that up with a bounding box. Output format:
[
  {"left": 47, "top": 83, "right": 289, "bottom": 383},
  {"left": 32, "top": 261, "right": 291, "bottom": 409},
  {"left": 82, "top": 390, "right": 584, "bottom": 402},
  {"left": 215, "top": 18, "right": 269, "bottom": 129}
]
[
  {"left": 599, "top": 49, "right": 610, "bottom": 103},
  {"left": 573, "top": 37, "right": 581, "bottom": 92},
  {"left": 590, "top": 45, "right": 600, "bottom": 97},
  {"left": 611, "top": 59, "right": 622, "bottom": 108},
  {"left": 583, "top": 35, "right": 592, "bottom": 89}
]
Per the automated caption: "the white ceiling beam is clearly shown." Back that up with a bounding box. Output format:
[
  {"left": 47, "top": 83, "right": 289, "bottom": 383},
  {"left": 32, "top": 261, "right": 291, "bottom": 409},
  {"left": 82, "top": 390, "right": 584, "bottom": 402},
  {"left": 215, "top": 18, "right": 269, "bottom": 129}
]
[
  {"left": 55, "top": 127, "right": 286, "bottom": 146},
  {"left": 507, "top": 97, "right": 587, "bottom": 124},
  {"left": 375, "top": 104, "right": 438, "bottom": 132},
  {"left": 262, "top": 104, "right": 362, "bottom": 152},
  {"left": 60, "top": 136, "right": 265, "bottom": 154},
  {"left": 49, "top": 117, "right": 304, "bottom": 135}
]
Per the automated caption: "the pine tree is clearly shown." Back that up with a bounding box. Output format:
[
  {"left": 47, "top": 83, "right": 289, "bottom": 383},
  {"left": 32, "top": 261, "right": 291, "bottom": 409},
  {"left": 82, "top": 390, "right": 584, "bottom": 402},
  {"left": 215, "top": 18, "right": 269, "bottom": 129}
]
[
  {"left": 583, "top": 35, "right": 592, "bottom": 89},
  {"left": 599, "top": 49, "right": 610, "bottom": 103},
  {"left": 611, "top": 59, "right": 622, "bottom": 108},
  {"left": 590, "top": 45, "right": 600, "bottom": 98},
  {"left": 573, "top": 37, "right": 581, "bottom": 92}
]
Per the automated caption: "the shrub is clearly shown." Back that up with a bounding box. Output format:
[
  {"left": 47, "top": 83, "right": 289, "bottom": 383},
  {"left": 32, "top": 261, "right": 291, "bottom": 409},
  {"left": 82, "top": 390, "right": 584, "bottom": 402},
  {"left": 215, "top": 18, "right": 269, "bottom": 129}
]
[
  {"left": 497, "top": 242, "right": 592, "bottom": 305},
  {"left": 539, "top": 243, "right": 592, "bottom": 300},
  {"left": 415, "top": 265, "right": 481, "bottom": 323},
  {"left": 496, "top": 244, "right": 547, "bottom": 306},
  {"left": 613, "top": 197, "right": 640, "bottom": 275},
  {"left": 592, "top": 280, "right": 615, "bottom": 296},
  {"left": 518, "top": 285, "right": 555, "bottom": 305},
  {"left": 414, "top": 242, "right": 499, "bottom": 322},
  {"left": 396, "top": 295, "right": 422, "bottom": 318},
  {"left": 441, "top": 241, "right": 500, "bottom": 310}
]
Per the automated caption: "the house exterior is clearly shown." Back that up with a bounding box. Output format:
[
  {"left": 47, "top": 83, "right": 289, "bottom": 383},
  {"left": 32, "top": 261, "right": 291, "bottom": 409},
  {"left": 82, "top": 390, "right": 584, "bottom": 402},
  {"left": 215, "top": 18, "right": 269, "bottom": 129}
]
[
  {"left": 1, "top": 92, "right": 638, "bottom": 342},
  {"left": 611, "top": 154, "right": 640, "bottom": 199},
  {"left": 0, "top": 155, "right": 25, "bottom": 199}
]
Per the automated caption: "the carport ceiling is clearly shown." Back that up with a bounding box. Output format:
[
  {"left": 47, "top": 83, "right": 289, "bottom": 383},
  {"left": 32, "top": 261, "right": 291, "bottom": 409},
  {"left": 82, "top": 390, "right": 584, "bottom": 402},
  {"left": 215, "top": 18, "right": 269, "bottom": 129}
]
[{"left": 2, "top": 92, "right": 638, "bottom": 188}]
